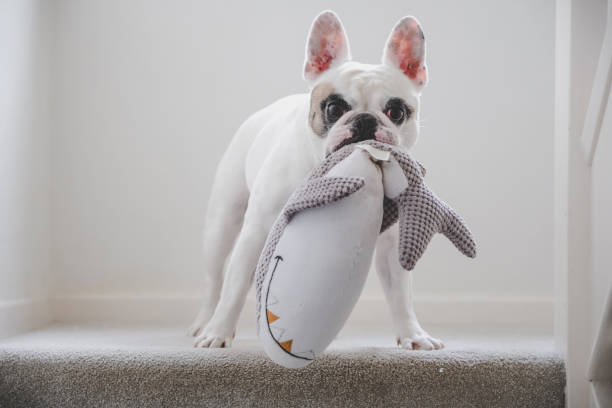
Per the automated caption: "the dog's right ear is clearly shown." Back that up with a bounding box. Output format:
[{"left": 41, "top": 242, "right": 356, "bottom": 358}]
[
  {"left": 383, "top": 16, "right": 428, "bottom": 89},
  {"left": 303, "top": 11, "right": 351, "bottom": 83}
]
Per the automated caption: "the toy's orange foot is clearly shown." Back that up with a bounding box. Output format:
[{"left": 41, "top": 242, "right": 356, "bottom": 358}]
[{"left": 279, "top": 339, "right": 293, "bottom": 352}]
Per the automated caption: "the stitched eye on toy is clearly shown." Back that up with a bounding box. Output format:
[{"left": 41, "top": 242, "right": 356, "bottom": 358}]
[
  {"left": 384, "top": 98, "right": 411, "bottom": 125},
  {"left": 321, "top": 94, "right": 351, "bottom": 124}
]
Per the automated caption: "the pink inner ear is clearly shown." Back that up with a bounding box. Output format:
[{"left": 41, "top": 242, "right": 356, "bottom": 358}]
[
  {"left": 388, "top": 20, "right": 426, "bottom": 85},
  {"left": 305, "top": 23, "right": 347, "bottom": 78}
]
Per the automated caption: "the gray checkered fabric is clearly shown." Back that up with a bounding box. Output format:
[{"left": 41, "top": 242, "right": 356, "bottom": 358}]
[{"left": 255, "top": 140, "right": 476, "bottom": 329}]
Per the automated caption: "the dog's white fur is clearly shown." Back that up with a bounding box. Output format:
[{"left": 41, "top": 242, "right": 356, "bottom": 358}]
[{"left": 189, "top": 11, "right": 443, "bottom": 350}]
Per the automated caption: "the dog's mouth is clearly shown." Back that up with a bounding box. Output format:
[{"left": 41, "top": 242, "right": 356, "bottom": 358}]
[
  {"left": 333, "top": 131, "right": 368, "bottom": 152},
  {"left": 328, "top": 113, "right": 398, "bottom": 153},
  {"left": 329, "top": 128, "right": 398, "bottom": 154}
]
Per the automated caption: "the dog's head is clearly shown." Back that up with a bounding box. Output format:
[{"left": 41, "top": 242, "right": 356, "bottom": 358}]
[{"left": 304, "top": 11, "right": 428, "bottom": 155}]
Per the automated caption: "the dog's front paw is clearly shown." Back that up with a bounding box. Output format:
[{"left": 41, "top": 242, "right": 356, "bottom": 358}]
[
  {"left": 193, "top": 320, "right": 236, "bottom": 348},
  {"left": 396, "top": 328, "right": 444, "bottom": 351},
  {"left": 188, "top": 306, "right": 215, "bottom": 337}
]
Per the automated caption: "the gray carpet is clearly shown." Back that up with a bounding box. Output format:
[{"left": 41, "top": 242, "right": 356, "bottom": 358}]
[{"left": 0, "top": 325, "right": 565, "bottom": 407}]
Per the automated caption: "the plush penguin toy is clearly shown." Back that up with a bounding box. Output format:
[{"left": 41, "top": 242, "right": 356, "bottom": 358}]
[{"left": 255, "top": 140, "right": 476, "bottom": 369}]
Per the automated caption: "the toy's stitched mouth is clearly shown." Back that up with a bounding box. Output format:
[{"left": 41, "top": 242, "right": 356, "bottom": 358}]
[{"left": 265, "top": 255, "right": 314, "bottom": 361}]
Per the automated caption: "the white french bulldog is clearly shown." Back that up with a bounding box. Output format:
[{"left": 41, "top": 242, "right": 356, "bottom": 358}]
[{"left": 189, "top": 11, "right": 443, "bottom": 351}]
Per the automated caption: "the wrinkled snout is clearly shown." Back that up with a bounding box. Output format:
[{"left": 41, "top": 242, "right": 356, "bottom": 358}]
[
  {"left": 328, "top": 112, "right": 399, "bottom": 154},
  {"left": 332, "top": 113, "right": 380, "bottom": 152},
  {"left": 350, "top": 113, "right": 379, "bottom": 142}
]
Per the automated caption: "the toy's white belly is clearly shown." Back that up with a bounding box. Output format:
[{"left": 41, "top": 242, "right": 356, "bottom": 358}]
[{"left": 259, "top": 149, "right": 384, "bottom": 368}]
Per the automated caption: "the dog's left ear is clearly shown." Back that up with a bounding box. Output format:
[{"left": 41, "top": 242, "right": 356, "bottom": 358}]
[
  {"left": 303, "top": 11, "right": 351, "bottom": 83},
  {"left": 383, "top": 16, "right": 427, "bottom": 88}
]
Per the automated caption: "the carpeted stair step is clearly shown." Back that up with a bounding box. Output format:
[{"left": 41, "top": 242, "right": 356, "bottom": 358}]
[{"left": 0, "top": 325, "right": 565, "bottom": 408}]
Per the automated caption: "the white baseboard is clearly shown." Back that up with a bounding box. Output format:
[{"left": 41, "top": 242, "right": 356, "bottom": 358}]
[
  {"left": 0, "top": 297, "right": 52, "bottom": 339},
  {"left": 50, "top": 293, "right": 554, "bottom": 331}
]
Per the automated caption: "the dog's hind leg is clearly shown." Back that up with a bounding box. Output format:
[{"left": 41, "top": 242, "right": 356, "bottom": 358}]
[{"left": 375, "top": 223, "right": 444, "bottom": 350}]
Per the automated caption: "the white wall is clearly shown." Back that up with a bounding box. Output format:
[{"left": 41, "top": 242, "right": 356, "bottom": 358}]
[
  {"left": 0, "top": 0, "right": 53, "bottom": 336},
  {"left": 50, "top": 1, "right": 555, "bottom": 323}
]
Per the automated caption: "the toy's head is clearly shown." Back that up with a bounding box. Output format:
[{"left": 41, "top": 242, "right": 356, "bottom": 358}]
[{"left": 303, "top": 11, "right": 428, "bottom": 155}]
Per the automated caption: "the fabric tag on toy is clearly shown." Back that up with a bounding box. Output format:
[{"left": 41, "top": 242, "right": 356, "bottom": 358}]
[
  {"left": 355, "top": 143, "right": 391, "bottom": 162},
  {"left": 354, "top": 144, "right": 409, "bottom": 199}
]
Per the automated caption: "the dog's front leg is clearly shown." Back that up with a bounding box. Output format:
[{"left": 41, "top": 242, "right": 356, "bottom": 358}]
[
  {"left": 375, "top": 223, "right": 444, "bottom": 350},
  {"left": 193, "top": 204, "right": 275, "bottom": 348}
]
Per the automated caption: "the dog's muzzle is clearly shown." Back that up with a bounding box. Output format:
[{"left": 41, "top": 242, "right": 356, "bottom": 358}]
[
  {"left": 334, "top": 113, "right": 379, "bottom": 151},
  {"left": 351, "top": 113, "right": 378, "bottom": 140}
]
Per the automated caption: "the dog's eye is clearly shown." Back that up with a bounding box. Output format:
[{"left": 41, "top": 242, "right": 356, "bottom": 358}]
[
  {"left": 326, "top": 102, "right": 347, "bottom": 121},
  {"left": 385, "top": 107, "right": 404, "bottom": 124},
  {"left": 384, "top": 98, "right": 411, "bottom": 125},
  {"left": 320, "top": 94, "right": 351, "bottom": 129}
]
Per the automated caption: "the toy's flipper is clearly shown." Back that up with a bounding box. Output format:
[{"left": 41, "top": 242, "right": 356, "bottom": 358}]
[
  {"left": 396, "top": 184, "right": 476, "bottom": 270},
  {"left": 284, "top": 176, "right": 365, "bottom": 220},
  {"left": 416, "top": 161, "right": 427, "bottom": 177},
  {"left": 442, "top": 207, "right": 477, "bottom": 259}
]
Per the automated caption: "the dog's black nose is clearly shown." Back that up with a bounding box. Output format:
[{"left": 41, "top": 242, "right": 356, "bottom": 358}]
[{"left": 351, "top": 113, "right": 378, "bottom": 142}]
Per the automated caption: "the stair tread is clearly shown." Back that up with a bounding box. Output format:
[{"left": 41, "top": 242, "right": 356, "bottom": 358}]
[{"left": 0, "top": 324, "right": 565, "bottom": 408}]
